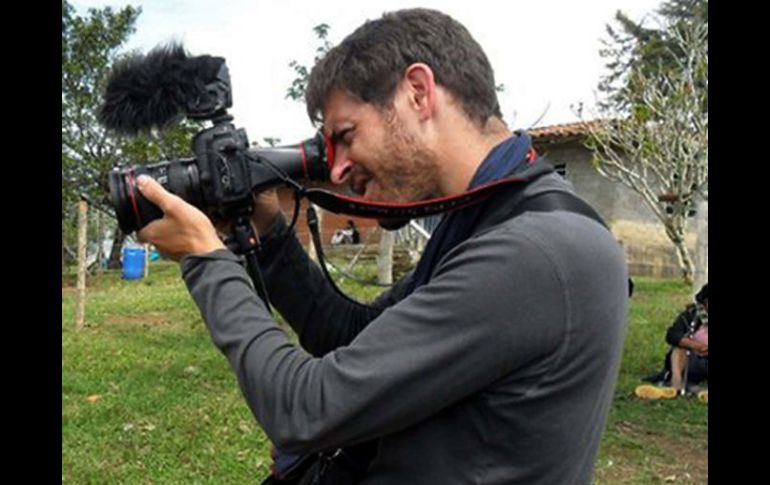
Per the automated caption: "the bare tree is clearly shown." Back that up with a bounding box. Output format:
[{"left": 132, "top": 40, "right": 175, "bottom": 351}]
[
  {"left": 586, "top": 20, "right": 707, "bottom": 284},
  {"left": 692, "top": 199, "right": 707, "bottom": 294}
]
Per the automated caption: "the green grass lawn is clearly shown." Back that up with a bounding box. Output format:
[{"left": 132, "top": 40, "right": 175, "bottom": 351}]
[{"left": 62, "top": 262, "right": 706, "bottom": 484}]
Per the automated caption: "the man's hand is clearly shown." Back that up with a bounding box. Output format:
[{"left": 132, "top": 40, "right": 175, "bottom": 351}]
[
  {"left": 250, "top": 189, "right": 282, "bottom": 235},
  {"left": 136, "top": 175, "right": 225, "bottom": 261},
  {"left": 210, "top": 189, "right": 282, "bottom": 241}
]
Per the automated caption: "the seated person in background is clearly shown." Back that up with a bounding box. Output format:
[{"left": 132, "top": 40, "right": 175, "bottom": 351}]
[
  {"left": 331, "top": 220, "right": 362, "bottom": 246},
  {"left": 345, "top": 220, "right": 361, "bottom": 244},
  {"left": 667, "top": 283, "right": 708, "bottom": 395},
  {"left": 636, "top": 283, "right": 708, "bottom": 401}
]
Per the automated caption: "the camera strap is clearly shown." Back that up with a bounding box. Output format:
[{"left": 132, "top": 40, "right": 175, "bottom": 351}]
[{"left": 300, "top": 175, "right": 531, "bottom": 220}]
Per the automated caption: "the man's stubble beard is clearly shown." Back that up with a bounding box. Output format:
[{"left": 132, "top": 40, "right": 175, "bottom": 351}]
[{"left": 376, "top": 112, "right": 441, "bottom": 230}]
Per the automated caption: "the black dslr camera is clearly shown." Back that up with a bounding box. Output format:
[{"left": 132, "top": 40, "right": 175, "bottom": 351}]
[{"left": 99, "top": 43, "right": 333, "bottom": 234}]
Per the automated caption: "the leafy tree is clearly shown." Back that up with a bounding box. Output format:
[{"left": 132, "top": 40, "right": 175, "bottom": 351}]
[
  {"left": 285, "top": 23, "right": 332, "bottom": 102},
  {"left": 598, "top": 0, "right": 708, "bottom": 113}
]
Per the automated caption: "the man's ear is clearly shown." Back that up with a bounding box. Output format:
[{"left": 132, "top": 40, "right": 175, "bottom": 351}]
[{"left": 402, "top": 63, "right": 436, "bottom": 121}]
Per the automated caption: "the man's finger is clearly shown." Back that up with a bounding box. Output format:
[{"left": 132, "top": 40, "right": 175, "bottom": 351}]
[
  {"left": 137, "top": 217, "right": 170, "bottom": 245},
  {"left": 137, "top": 219, "right": 160, "bottom": 243},
  {"left": 137, "top": 175, "right": 177, "bottom": 213}
]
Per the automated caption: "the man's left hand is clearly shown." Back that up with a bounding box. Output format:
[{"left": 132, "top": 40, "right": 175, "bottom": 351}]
[{"left": 136, "top": 175, "right": 225, "bottom": 261}]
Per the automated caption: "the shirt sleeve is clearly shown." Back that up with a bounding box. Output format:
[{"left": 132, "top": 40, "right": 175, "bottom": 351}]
[{"left": 253, "top": 214, "right": 412, "bottom": 356}]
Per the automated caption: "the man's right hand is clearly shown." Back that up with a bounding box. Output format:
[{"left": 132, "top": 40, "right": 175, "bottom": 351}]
[
  {"left": 250, "top": 189, "right": 283, "bottom": 235},
  {"left": 212, "top": 189, "right": 283, "bottom": 239}
]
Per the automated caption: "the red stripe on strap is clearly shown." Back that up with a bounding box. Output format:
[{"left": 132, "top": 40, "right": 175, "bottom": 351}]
[
  {"left": 527, "top": 147, "right": 537, "bottom": 163},
  {"left": 324, "top": 135, "right": 335, "bottom": 172},
  {"left": 127, "top": 169, "right": 143, "bottom": 228}
]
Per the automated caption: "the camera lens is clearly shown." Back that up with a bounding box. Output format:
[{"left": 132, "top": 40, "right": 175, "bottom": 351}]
[{"left": 108, "top": 159, "right": 202, "bottom": 234}]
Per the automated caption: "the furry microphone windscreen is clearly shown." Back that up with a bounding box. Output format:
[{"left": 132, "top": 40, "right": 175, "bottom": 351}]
[{"left": 97, "top": 43, "right": 224, "bottom": 135}]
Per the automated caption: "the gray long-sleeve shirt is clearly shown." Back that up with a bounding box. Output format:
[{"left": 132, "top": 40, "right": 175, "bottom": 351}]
[{"left": 181, "top": 172, "right": 628, "bottom": 484}]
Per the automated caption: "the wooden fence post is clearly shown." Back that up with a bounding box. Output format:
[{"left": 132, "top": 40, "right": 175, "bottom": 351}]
[
  {"left": 94, "top": 210, "right": 104, "bottom": 273},
  {"left": 144, "top": 243, "right": 150, "bottom": 278},
  {"left": 75, "top": 199, "right": 88, "bottom": 330}
]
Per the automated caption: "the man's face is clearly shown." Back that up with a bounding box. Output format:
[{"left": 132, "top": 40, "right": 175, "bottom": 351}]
[{"left": 322, "top": 89, "right": 441, "bottom": 205}]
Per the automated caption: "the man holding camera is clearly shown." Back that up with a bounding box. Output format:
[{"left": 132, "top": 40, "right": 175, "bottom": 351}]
[{"left": 136, "top": 8, "right": 628, "bottom": 484}]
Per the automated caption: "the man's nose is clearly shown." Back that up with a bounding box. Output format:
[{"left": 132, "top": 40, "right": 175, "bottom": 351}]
[{"left": 329, "top": 149, "right": 353, "bottom": 185}]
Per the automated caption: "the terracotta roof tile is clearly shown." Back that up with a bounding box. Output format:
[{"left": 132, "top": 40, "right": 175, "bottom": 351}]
[{"left": 528, "top": 120, "right": 602, "bottom": 141}]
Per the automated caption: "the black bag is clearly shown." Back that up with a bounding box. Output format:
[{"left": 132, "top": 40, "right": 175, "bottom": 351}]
[{"left": 261, "top": 442, "right": 377, "bottom": 485}]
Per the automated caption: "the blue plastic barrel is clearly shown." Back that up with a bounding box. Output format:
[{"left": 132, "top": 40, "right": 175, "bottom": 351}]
[{"left": 122, "top": 247, "right": 146, "bottom": 280}]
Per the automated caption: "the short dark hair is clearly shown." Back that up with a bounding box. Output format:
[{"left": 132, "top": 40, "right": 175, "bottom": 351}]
[{"left": 305, "top": 8, "right": 502, "bottom": 126}]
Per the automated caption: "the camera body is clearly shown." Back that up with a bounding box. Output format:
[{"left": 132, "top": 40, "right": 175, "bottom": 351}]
[{"left": 191, "top": 117, "right": 254, "bottom": 217}]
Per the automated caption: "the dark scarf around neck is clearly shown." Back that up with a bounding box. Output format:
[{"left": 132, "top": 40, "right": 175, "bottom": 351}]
[{"left": 405, "top": 130, "right": 547, "bottom": 294}]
